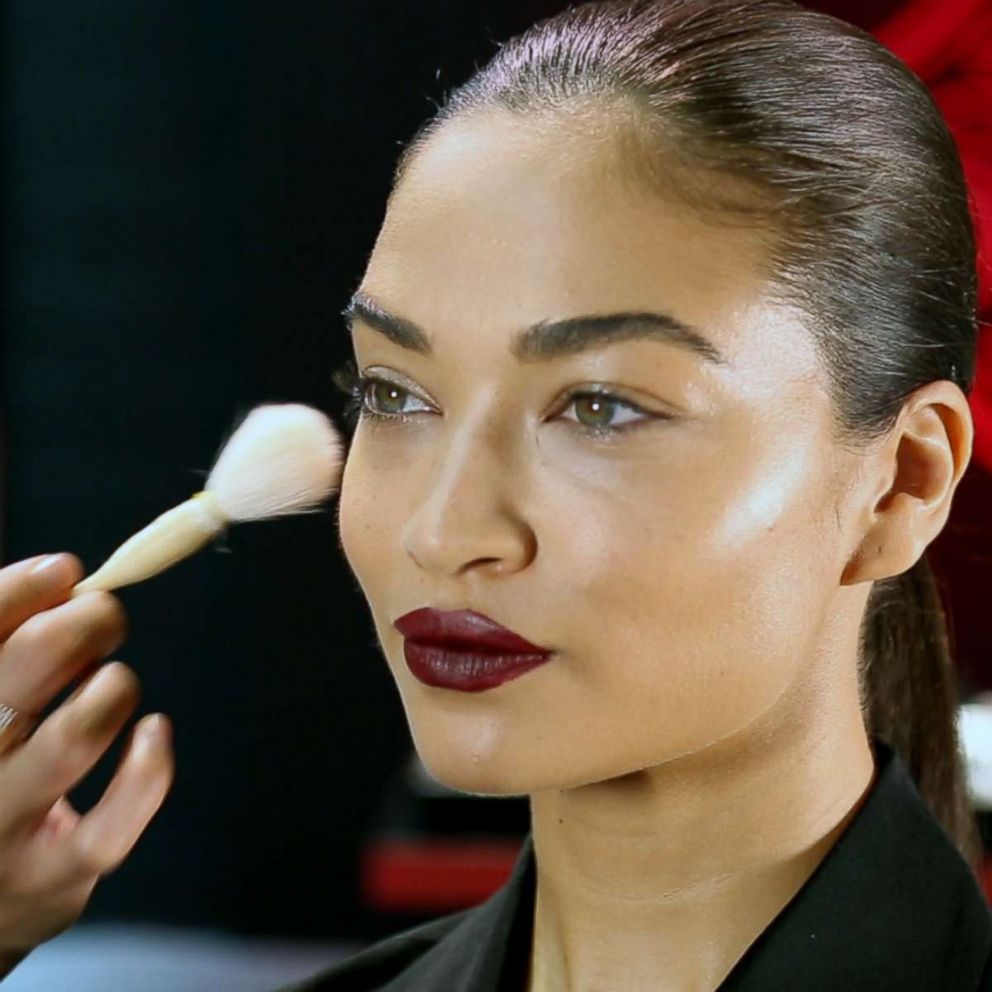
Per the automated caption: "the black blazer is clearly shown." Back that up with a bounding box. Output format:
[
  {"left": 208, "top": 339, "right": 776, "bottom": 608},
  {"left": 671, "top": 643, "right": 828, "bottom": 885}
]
[{"left": 279, "top": 737, "right": 992, "bottom": 990}]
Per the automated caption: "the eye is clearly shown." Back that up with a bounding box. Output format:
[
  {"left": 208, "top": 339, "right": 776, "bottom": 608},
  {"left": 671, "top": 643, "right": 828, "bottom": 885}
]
[
  {"left": 329, "top": 359, "right": 667, "bottom": 440},
  {"left": 551, "top": 388, "right": 665, "bottom": 438},
  {"left": 364, "top": 378, "right": 432, "bottom": 417},
  {"left": 558, "top": 391, "right": 649, "bottom": 432},
  {"left": 329, "top": 361, "right": 432, "bottom": 432}
]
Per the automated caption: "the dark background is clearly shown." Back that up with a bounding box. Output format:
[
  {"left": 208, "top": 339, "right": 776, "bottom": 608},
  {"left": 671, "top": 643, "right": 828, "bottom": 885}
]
[{"left": 2, "top": 0, "right": 988, "bottom": 945}]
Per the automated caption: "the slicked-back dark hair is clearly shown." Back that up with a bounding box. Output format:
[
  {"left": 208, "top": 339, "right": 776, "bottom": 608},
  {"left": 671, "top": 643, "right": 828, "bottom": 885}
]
[{"left": 390, "top": 0, "right": 981, "bottom": 870}]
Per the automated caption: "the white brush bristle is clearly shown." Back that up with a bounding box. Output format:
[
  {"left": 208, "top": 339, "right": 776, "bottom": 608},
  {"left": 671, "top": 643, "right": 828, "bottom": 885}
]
[{"left": 205, "top": 404, "right": 344, "bottom": 522}]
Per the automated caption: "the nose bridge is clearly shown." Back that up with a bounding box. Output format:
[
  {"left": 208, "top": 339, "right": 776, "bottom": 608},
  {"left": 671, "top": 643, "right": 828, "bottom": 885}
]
[{"left": 401, "top": 405, "right": 531, "bottom": 576}]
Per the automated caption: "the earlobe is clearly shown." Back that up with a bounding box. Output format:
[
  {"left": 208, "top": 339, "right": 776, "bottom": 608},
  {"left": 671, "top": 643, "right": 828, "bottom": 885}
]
[
  {"left": 840, "top": 381, "right": 973, "bottom": 587},
  {"left": 840, "top": 505, "right": 918, "bottom": 587}
]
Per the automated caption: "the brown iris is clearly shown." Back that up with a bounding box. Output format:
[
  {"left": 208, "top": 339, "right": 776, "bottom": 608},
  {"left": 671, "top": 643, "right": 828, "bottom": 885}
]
[{"left": 368, "top": 381, "right": 409, "bottom": 415}]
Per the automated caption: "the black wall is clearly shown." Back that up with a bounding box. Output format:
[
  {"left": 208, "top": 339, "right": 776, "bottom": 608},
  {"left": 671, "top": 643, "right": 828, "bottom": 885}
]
[{"left": 2, "top": 1, "right": 563, "bottom": 938}]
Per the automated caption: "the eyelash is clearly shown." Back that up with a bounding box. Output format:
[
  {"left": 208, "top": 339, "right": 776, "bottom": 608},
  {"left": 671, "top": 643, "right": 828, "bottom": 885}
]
[{"left": 329, "top": 359, "right": 666, "bottom": 439}]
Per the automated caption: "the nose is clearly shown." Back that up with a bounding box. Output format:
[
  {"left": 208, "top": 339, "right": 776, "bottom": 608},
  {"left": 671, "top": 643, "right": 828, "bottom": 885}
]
[{"left": 400, "top": 420, "right": 536, "bottom": 579}]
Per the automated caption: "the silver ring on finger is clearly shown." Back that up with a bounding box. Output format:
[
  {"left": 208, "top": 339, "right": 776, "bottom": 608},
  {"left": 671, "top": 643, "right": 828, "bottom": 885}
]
[{"left": 0, "top": 701, "right": 37, "bottom": 757}]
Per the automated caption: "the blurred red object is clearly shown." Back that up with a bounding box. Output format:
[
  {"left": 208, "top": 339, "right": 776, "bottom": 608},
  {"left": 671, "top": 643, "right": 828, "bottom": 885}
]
[
  {"left": 360, "top": 837, "right": 522, "bottom": 913},
  {"left": 980, "top": 856, "right": 992, "bottom": 903}
]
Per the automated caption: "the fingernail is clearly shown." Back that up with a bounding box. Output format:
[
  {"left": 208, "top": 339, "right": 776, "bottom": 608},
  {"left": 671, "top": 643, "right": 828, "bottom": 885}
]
[
  {"left": 30, "top": 554, "right": 73, "bottom": 586},
  {"left": 137, "top": 714, "right": 171, "bottom": 747}
]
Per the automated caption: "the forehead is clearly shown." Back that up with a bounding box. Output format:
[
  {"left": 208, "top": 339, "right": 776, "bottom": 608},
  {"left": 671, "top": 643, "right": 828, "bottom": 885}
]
[{"left": 363, "top": 109, "right": 817, "bottom": 381}]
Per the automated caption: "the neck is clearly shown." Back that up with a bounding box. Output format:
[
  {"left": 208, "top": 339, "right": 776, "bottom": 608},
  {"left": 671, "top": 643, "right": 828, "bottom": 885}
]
[{"left": 525, "top": 656, "right": 876, "bottom": 992}]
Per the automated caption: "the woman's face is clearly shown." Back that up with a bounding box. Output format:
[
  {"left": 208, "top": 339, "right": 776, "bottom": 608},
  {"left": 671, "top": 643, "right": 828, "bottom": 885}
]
[{"left": 338, "top": 109, "right": 860, "bottom": 795}]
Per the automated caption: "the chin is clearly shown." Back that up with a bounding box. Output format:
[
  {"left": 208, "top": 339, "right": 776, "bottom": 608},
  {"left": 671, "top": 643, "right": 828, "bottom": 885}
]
[
  {"left": 412, "top": 735, "right": 537, "bottom": 798},
  {"left": 415, "top": 740, "right": 627, "bottom": 797}
]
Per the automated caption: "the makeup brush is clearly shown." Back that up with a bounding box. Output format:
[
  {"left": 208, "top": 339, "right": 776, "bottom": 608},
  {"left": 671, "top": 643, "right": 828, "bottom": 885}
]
[{"left": 70, "top": 403, "right": 344, "bottom": 597}]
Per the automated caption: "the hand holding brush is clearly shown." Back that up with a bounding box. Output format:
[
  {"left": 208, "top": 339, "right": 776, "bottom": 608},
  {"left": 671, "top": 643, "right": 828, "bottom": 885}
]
[{"left": 0, "top": 402, "right": 344, "bottom": 976}]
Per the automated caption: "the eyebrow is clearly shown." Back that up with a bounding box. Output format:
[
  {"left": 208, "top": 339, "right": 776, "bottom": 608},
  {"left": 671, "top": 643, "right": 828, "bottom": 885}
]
[{"left": 341, "top": 291, "right": 728, "bottom": 366}]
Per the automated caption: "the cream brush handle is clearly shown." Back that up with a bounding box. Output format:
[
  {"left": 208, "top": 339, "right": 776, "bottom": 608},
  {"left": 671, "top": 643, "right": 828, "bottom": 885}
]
[{"left": 70, "top": 491, "right": 229, "bottom": 597}]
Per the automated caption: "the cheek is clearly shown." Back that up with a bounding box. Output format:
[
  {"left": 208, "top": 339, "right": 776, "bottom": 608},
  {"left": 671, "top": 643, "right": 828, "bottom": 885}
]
[
  {"left": 337, "top": 440, "right": 396, "bottom": 597},
  {"left": 538, "top": 434, "right": 835, "bottom": 757}
]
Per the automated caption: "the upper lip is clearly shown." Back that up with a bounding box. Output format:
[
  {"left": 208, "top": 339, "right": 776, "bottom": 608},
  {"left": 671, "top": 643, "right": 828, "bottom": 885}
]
[{"left": 393, "top": 608, "right": 551, "bottom": 655}]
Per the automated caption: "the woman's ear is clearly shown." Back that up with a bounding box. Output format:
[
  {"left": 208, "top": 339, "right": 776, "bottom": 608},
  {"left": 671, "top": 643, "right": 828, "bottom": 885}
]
[{"left": 841, "top": 379, "right": 973, "bottom": 586}]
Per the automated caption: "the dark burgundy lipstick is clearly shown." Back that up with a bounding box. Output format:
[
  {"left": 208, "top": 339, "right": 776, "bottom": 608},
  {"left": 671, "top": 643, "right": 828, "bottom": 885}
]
[{"left": 393, "top": 608, "right": 553, "bottom": 692}]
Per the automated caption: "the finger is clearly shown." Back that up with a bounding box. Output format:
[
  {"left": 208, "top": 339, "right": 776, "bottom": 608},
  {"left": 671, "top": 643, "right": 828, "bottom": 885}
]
[
  {"left": 0, "top": 798, "right": 82, "bottom": 896},
  {"left": 36, "top": 796, "right": 82, "bottom": 844},
  {"left": 0, "top": 662, "right": 140, "bottom": 828},
  {"left": 0, "top": 555, "right": 84, "bottom": 643},
  {"left": 0, "top": 590, "right": 128, "bottom": 716},
  {"left": 55, "top": 714, "right": 173, "bottom": 882}
]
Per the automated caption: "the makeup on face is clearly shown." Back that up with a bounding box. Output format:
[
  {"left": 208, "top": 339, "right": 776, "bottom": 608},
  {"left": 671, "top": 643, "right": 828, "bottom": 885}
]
[
  {"left": 336, "top": 111, "right": 840, "bottom": 800},
  {"left": 394, "top": 607, "right": 554, "bottom": 692}
]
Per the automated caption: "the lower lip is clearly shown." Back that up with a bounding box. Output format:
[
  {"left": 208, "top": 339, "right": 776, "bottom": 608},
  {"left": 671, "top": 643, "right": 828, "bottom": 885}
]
[{"left": 402, "top": 641, "right": 552, "bottom": 692}]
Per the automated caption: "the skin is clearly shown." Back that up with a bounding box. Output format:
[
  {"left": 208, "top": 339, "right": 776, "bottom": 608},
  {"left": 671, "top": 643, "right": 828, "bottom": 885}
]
[
  {"left": 337, "top": 106, "right": 973, "bottom": 992},
  {"left": 0, "top": 554, "right": 173, "bottom": 975}
]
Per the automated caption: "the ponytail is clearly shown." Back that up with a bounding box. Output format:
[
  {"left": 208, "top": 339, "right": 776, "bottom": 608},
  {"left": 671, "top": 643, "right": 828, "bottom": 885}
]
[{"left": 860, "top": 553, "right": 982, "bottom": 873}]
